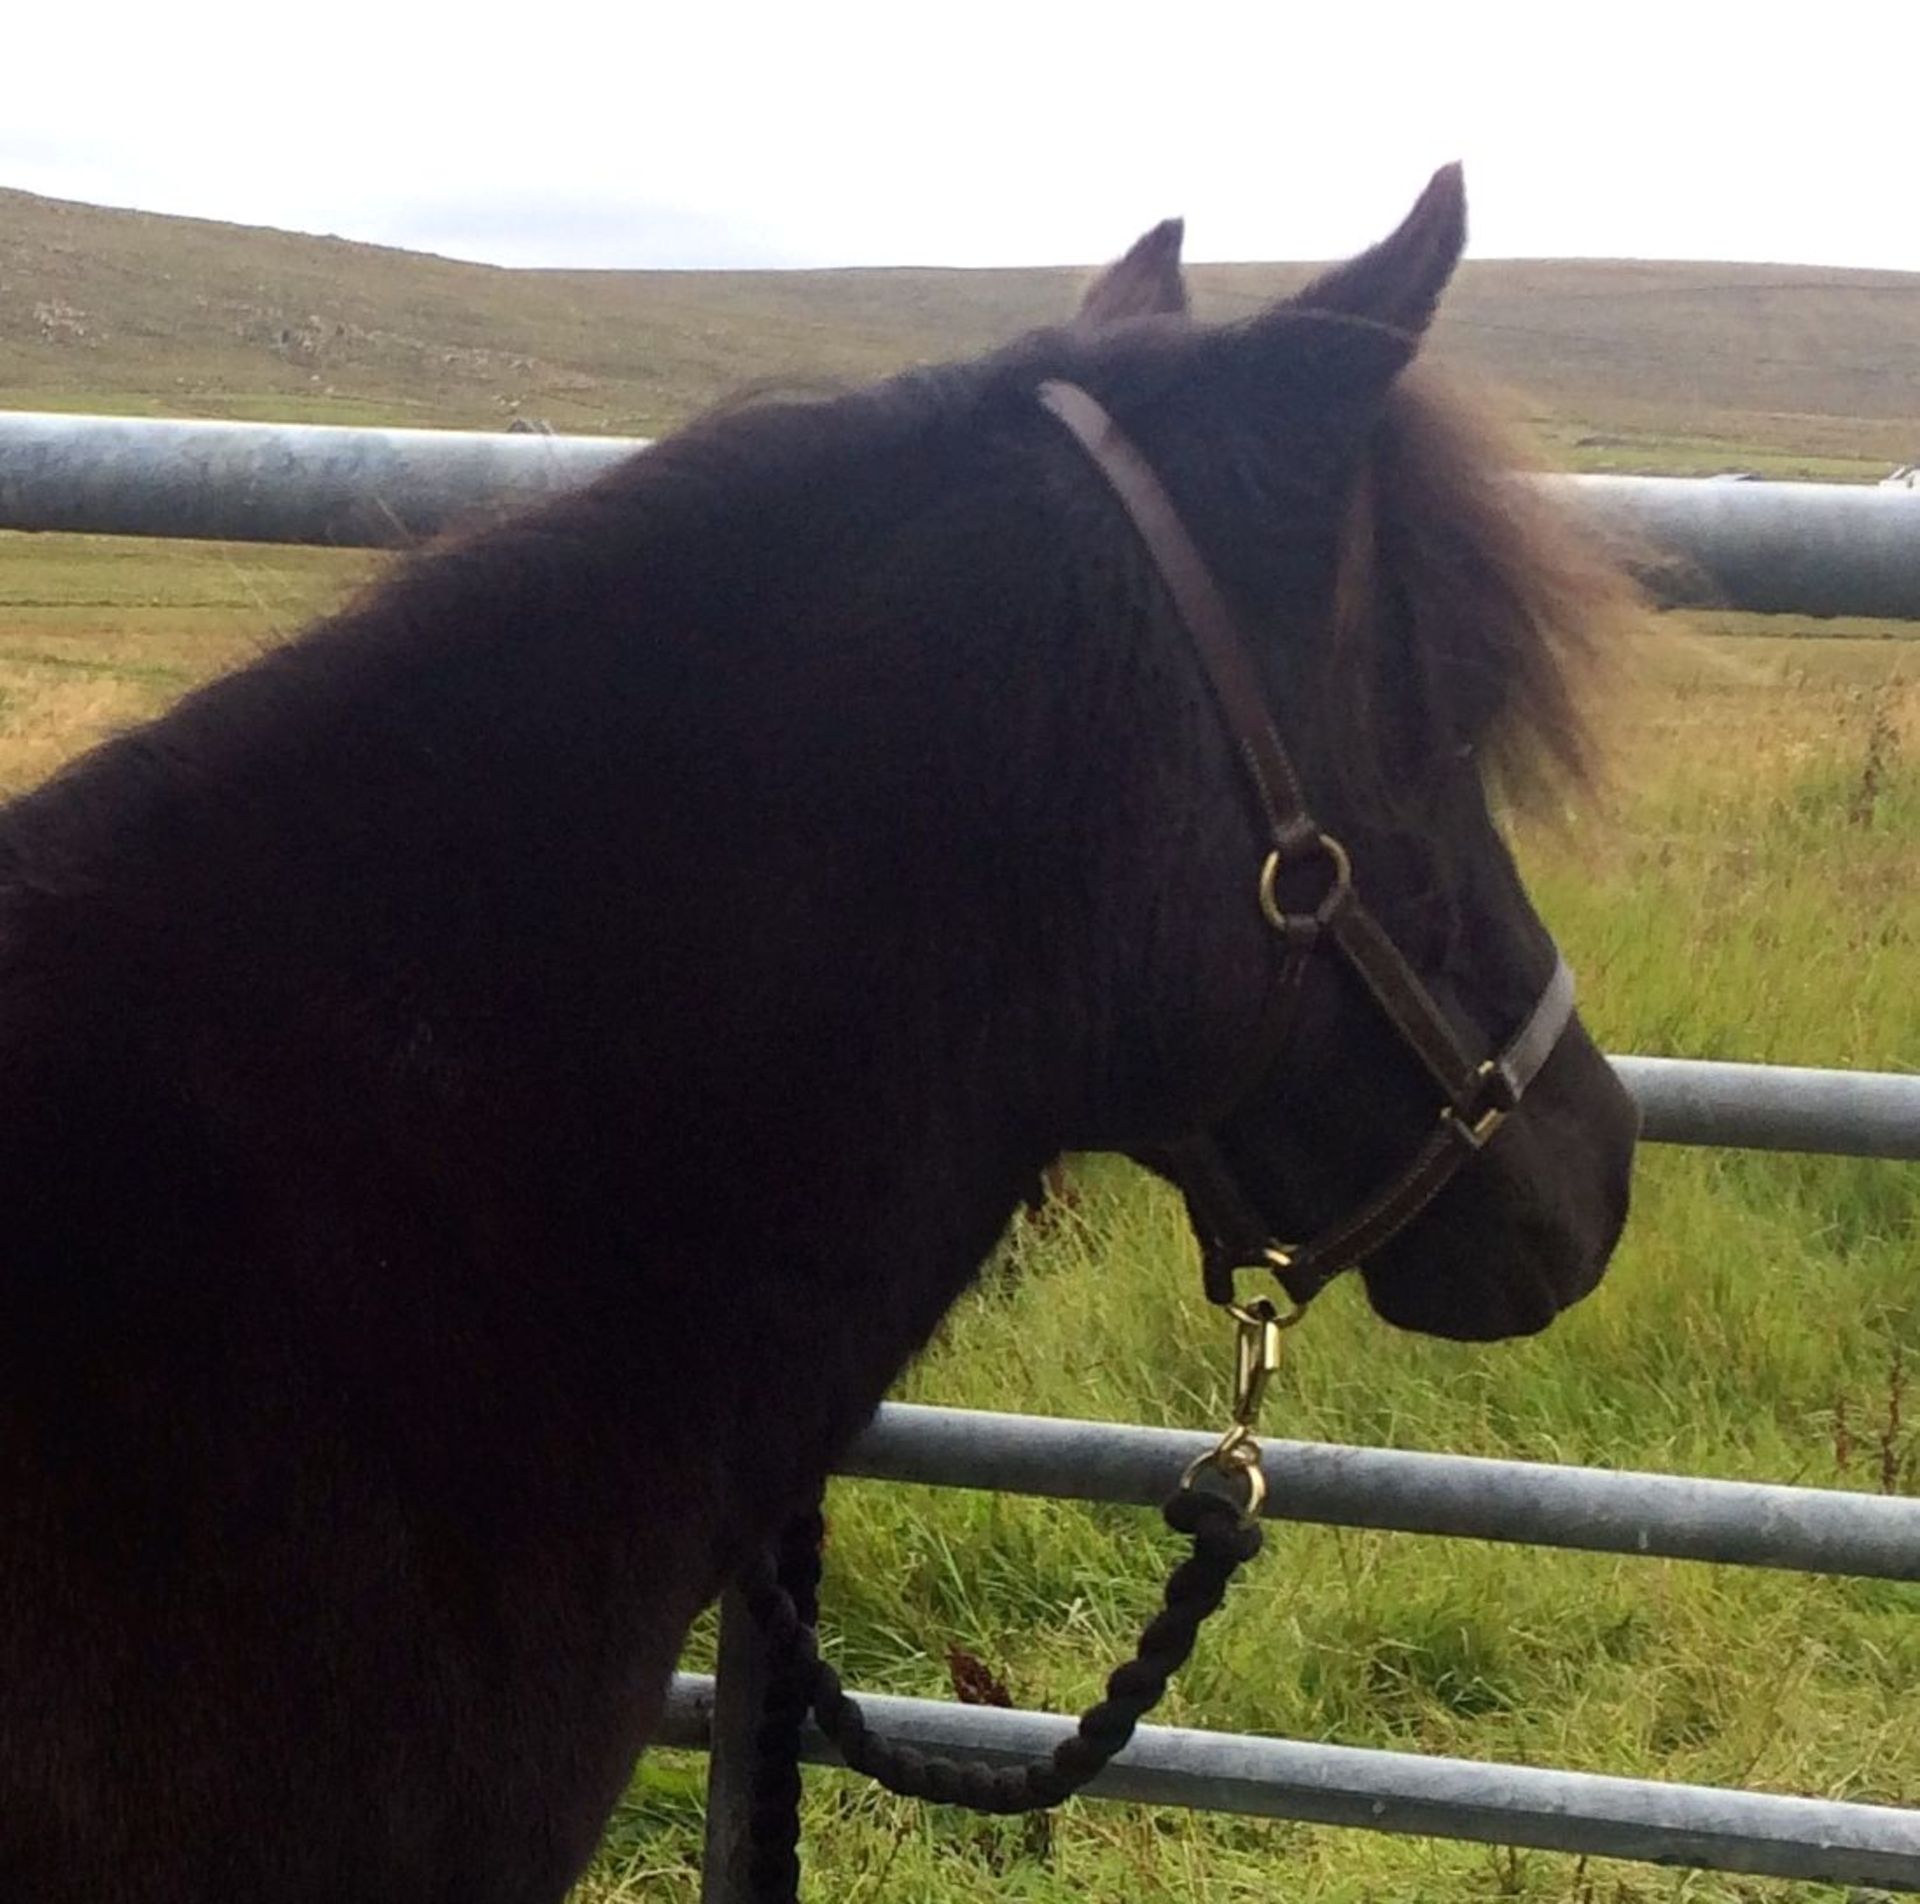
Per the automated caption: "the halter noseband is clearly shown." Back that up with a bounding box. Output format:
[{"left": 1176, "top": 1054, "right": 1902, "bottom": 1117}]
[{"left": 1036, "top": 380, "right": 1577, "bottom": 1314}]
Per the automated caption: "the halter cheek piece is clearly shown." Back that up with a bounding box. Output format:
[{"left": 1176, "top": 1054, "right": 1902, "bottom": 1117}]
[{"left": 1036, "top": 380, "right": 1577, "bottom": 1315}]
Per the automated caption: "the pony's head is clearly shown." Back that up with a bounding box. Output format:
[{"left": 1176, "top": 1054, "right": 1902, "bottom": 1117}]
[
  {"left": 507, "top": 166, "right": 1635, "bottom": 1350},
  {"left": 1033, "top": 167, "right": 1638, "bottom": 1339}
]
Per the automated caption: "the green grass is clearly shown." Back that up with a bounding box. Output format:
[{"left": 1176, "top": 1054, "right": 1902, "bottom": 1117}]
[
  {"left": 0, "top": 532, "right": 375, "bottom": 795},
  {"left": 578, "top": 632, "right": 1917, "bottom": 1904},
  {"left": 605, "top": 1153, "right": 1917, "bottom": 1898},
  {"left": 3, "top": 544, "right": 1912, "bottom": 1902}
]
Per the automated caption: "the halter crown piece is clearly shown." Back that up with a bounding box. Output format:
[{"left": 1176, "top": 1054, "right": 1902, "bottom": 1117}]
[{"left": 1034, "top": 380, "right": 1577, "bottom": 1315}]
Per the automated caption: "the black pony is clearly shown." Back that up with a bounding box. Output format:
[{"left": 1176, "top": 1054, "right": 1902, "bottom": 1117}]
[{"left": 0, "top": 168, "right": 1637, "bottom": 1902}]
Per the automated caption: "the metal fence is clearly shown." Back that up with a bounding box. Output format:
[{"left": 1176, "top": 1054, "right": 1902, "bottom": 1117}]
[
  {"left": 6, "top": 407, "right": 1920, "bottom": 619},
  {"left": 688, "top": 1056, "right": 1920, "bottom": 1900},
  {"left": 3, "top": 411, "right": 1918, "bottom": 1894}
]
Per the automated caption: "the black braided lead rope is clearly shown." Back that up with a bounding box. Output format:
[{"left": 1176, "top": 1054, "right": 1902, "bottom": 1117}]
[
  {"left": 735, "top": 1485, "right": 1263, "bottom": 1900},
  {"left": 742, "top": 1509, "right": 827, "bottom": 1901}
]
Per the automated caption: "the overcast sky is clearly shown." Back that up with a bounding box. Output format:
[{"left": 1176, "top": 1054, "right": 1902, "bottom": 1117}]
[{"left": 6, "top": 1, "right": 1914, "bottom": 274}]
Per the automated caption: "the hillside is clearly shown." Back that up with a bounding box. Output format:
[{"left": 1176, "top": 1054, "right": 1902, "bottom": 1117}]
[{"left": 5, "top": 186, "right": 1920, "bottom": 477}]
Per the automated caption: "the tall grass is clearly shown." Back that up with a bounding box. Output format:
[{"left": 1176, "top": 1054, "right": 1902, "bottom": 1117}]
[
  {"left": 0, "top": 534, "right": 1912, "bottom": 1901},
  {"left": 585, "top": 629, "right": 1917, "bottom": 1904}
]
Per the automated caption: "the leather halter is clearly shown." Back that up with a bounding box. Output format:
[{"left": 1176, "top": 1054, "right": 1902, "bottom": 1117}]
[{"left": 1036, "top": 379, "right": 1578, "bottom": 1314}]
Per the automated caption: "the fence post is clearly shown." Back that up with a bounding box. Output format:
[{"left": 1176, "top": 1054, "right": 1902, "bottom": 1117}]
[{"left": 700, "top": 1585, "right": 782, "bottom": 1904}]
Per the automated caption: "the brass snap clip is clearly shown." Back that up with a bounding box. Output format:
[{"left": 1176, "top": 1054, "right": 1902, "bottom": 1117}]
[{"left": 1180, "top": 1296, "right": 1298, "bottom": 1521}]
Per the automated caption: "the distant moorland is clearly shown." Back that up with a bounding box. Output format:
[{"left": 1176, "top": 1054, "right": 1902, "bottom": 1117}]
[{"left": 5, "top": 185, "right": 1920, "bottom": 479}]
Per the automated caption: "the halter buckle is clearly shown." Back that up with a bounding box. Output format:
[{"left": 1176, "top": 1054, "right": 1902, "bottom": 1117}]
[
  {"left": 1463, "top": 1104, "right": 1508, "bottom": 1147},
  {"left": 1450, "top": 1059, "right": 1516, "bottom": 1149}
]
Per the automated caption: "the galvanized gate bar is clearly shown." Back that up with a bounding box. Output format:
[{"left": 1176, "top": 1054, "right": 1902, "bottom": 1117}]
[
  {"left": 1568, "top": 471, "right": 1920, "bottom": 619},
  {"left": 659, "top": 1672, "right": 1920, "bottom": 1891},
  {"left": 1616, "top": 1054, "right": 1920, "bottom": 1159},
  {"left": 0, "top": 411, "right": 640, "bottom": 548},
  {"left": 843, "top": 1404, "right": 1920, "bottom": 1579},
  {"left": 5, "top": 410, "right": 1920, "bottom": 620}
]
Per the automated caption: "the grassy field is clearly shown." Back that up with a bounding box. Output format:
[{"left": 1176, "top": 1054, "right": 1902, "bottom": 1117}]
[
  {"left": 593, "top": 632, "right": 1916, "bottom": 1904},
  {"left": 1, "top": 191, "right": 1917, "bottom": 1902},
  {"left": 1, "top": 551, "right": 1913, "bottom": 1904}
]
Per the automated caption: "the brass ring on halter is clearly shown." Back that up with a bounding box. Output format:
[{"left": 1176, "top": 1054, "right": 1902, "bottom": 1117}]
[
  {"left": 1258, "top": 831, "right": 1353, "bottom": 934},
  {"left": 1251, "top": 1250, "right": 1312, "bottom": 1326},
  {"left": 1252, "top": 1259, "right": 1314, "bottom": 1329}
]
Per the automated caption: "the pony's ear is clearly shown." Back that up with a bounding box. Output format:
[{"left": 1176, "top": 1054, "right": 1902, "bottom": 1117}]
[
  {"left": 1188, "top": 165, "right": 1465, "bottom": 433},
  {"left": 1077, "top": 219, "right": 1189, "bottom": 326},
  {"left": 1289, "top": 163, "right": 1466, "bottom": 340}
]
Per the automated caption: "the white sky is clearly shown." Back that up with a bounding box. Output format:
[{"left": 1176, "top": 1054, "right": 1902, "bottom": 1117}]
[{"left": 6, "top": 1, "right": 1915, "bottom": 273}]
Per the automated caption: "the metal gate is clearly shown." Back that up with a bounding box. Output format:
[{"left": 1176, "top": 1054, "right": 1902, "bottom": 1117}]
[{"left": 3, "top": 411, "right": 1917, "bottom": 1893}]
